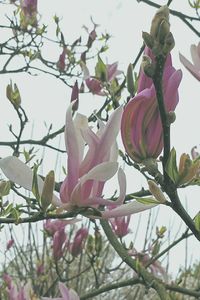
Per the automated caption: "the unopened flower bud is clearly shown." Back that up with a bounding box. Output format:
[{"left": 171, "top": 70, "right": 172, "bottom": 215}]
[
  {"left": 148, "top": 180, "right": 166, "bottom": 203},
  {"left": 141, "top": 55, "right": 155, "bottom": 77}
]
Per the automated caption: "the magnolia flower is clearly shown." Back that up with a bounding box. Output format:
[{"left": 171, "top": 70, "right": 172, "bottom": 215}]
[
  {"left": 69, "top": 228, "right": 88, "bottom": 257},
  {"left": 0, "top": 103, "right": 158, "bottom": 219},
  {"left": 179, "top": 42, "right": 200, "bottom": 81},
  {"left": 121, "top": 47, "right": 182, "bottom": 163},
  {"left": 53, "top": 228, "right": 67, "bottom": 260},
  {"left": 42, "top": 282, "right": 79, "bottom": 300},
  {"left": 191, "top": 146, "right": 200, "bottom": 160},
  {"left": 82, "top": 62, "right": 121, "bottom": 95},
  {"left": 57, "top": 48, "right": 66, "bottom": 72},
  {"left": 129, "top": 249, "right": 168, "bottom": 281},
  {"left": 20, "top": 0, "right": 38, "bottom": 28},
  {"left": 44, "top": 219, "right": 77, "bottom": 236},
  {"left": 4, "top": 278, "right": 35, "bottom": 300},
  {"left": 59, "top": 104, "right": 125, "bottom": 209},
  {"left": 6, "top": 239, "right": 14, "bottom": 251},
  {"left": 110, "top": 215, "right": 130, "bottom": 238}
]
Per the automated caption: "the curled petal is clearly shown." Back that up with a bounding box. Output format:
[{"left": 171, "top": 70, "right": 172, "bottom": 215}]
[
  {"left": 0, "top": 156, "right": 61, "bottom": 206},
  {"left": 102, "top": 201, "right": 158, "bottom": 218},
  {"left": 179, "top": 52, "right": 200, "bottom": 81}
]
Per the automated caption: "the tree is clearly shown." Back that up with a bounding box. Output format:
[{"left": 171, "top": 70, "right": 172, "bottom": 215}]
[{"left": 0, "top": 1, "right": 200, "bottom": 299}]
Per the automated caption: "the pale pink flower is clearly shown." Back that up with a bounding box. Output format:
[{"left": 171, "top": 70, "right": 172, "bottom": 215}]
[
  {"left": 0, "top": 103, "right": 159, "bottom": 219},
  {"left": 4, "top": 278, "right": 33, "bottom": 300},
  {"left": 3, "top": 273, "right": 12, "bottom": 289},
  {"left": 179, "top": 42, "right": 200, "bottom": 81},
  {"left": 44, "top": 219, "right": 76, "bottom": 236},
  {"left": 129, "top": 249, "right": 167, "bottom": 281},
  {"left": 42, "top": 282, "right": 79, "bottom": 300},
  {"left": 110, "top": 215, "right": 130, "bottom": 238},
  {"left": 60, "top": 104, "right": 126, "bottom": 209},
  {"left": 82, "top": 62, "right": 121, "bottom": 95},
  {"left": 191, "top": 146, "right": 200, "bottom": 160}
]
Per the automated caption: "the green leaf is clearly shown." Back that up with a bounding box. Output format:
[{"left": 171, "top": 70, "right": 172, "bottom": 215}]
[
  {"left": 0, "top": 203, "right": 13, "bottom": 217},
  {"left": 165, "top": 147, "right": 179, "bottom": 183},
  {"left": 10, "top": 208, "right": 21, "bottom": 223},
  {"left": 32, "top": 164, "right": 40, "bottom": 201},
  {"left": 135, "top": 196, "right": 159, "bottom": 205},
  {"left": 194, "top": 213, "right": 200, "bottom": 232},
  {"left": 126, "top": 63, "right": 135, "bottom": 97},
  {"left": 41, "top": 170, "right": 55, "bottom": 212},
  {"left": 0, "top": 181, "right": 11, "bottom": 198},
  {"left": 95, "top": 56, "right": 107, "bottom": 81}
]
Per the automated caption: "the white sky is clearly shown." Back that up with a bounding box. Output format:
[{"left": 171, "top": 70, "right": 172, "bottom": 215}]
[{"left": 0, "top": 0, "right": 200, "bottom": 277}]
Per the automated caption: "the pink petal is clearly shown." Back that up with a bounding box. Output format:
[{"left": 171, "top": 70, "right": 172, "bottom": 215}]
[
  {"left": 114, "top": 168, "right": 126, "bottom": 205},
  {"left": 59, "top": 282, "right": 70, "bottom": 299},
  {"left": 191, "top": 44, "right": 200, "bottom": 69},
  {"left": 65, "top": 103, "right": 80, "bottom": 195},
  {"left": 179, "top": 53, "right": 200, "bottom": 81},
  {"left": 97, "top": 106, "right": 123, "bottom": 163}
]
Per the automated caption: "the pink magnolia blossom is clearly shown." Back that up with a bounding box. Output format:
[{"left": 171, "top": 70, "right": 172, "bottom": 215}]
[
  {"left": 191, "top": 146, "right": 200, "bottom": 160},
  {"left": 110, "top": 215, "right": 131, "bottom": 238},
  {"left": 57, "top": 49, "right": 66, "bottom": 72},
  {"left": 121, "top": 47, "right": 182, "bottom": 163},
  {"left": 42, "top": 282, "right": 79, "bottom": 300},
  {"left": 4, "top": 277, "right": 33, "bottom": 300},
  {"left": 6, "top": 239, "right": 14, "bottom": 251},
  {"left": 53, "top": 228, "right": 67, "bottom": 260},
  {"left": 44, "top": 220, "right": 77, "bottom": 260},
  {"left": 36, "top": 263, "right": 45, "bottom": 275},
  {"left": 0, "top": 103, "right": 159, "bottom": 219},
  {"left": 179, "top": 42, "right": 200, "bottom": 81},
  {"left": 44, "top": 219, "right": 76, "bottom": 236},
  {"left": 3, "top": 273, "right": 12, "bottom": 289},
  {"left": 69, "top": 228, "right": 88, "bottom": 257},
  {"left": 60, "top": 104, "right": 126, "bottom": 210},
  {"left": 82, "top": 62, "right": 121, "bottom": 95},
  {"left": 20, "top": 0, "right": 38, "bottom": 28},
  {"left": 20, "top": 0, "right": 37, "bottom": 14}
]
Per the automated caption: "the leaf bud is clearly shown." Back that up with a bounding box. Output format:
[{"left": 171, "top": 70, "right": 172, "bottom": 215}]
[
  {"left": 41, "top": 170, "right": 55, "bottom": 211},
  {"left": 141, "top": 55, "right": 155, "bottom": 77},
  {"left": 150, "top": 5, "right": 170, "bottom": 39},
  {"left": 162, "top": 32, "right": 175, "bottom": 56},
  {"left": 167, "top": 111, "right": 176, "bottom": 124},
  {"left": 6, "top": 81, "right": 21, "bottom": 108},
  {"left": 142, "top": 31, "right": 154, "bottom": 49},
  {"left": 148, "top": 180, "right": 166, "bottom": 204}
]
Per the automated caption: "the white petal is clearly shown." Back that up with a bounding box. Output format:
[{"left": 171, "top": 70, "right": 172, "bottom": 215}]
[
  {"left": 0, "top": 156, "right": 61, "bottom": 206},
  {"left": 102, "top": 201, "right": 158, "bottom": 218},
  {"left": 0, "top": 156, "right": 35, "bottom": 190},
  {"left": 73, "top": 113, "right": 88, "bottom": 162},
  {"left": 80, "top": 161, "right": 118, "bottom": 183}
]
